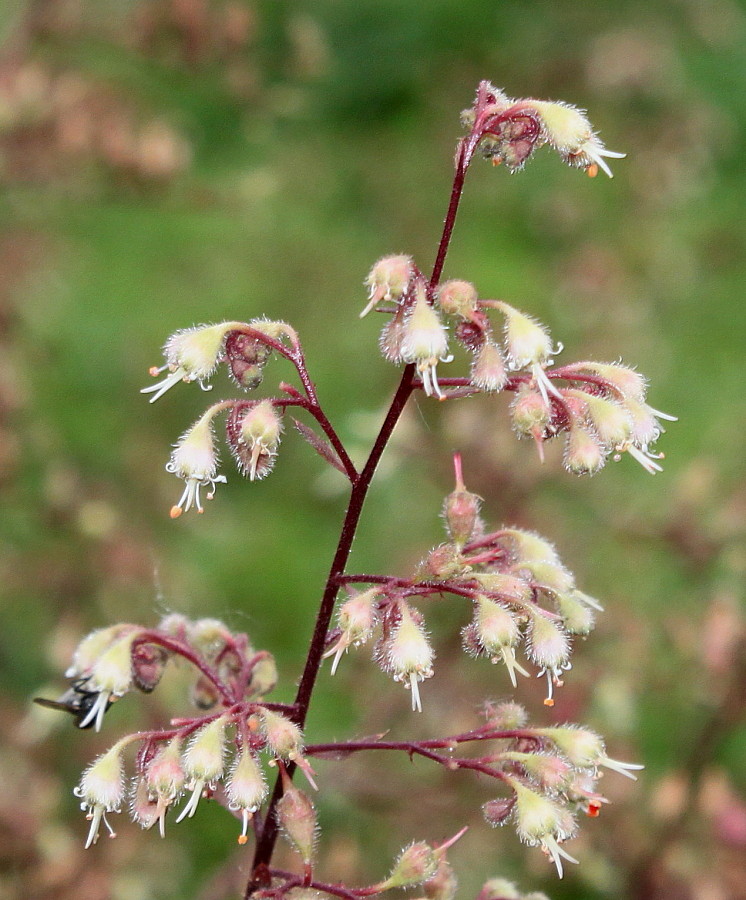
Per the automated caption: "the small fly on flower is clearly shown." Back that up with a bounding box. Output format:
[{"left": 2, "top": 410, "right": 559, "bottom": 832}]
[{"left": 34, "top": 678, "right": 115, "bottom": 729}]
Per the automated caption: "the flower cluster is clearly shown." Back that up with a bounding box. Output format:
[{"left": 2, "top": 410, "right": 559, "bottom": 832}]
[
  {"left": 361, "top": 259, "right": 675, "bottom": 474},
  {"left": 53, "top": 614, "right": 322, "bottom": 848},
  {"left": 325, "top": 457, "right": 603, "bottom": 708},
  {"left": 460, "top": 81, "right": 625, "bottom": 177}
]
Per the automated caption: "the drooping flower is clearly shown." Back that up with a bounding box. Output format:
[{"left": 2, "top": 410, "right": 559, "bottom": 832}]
[
  {"left": 74, "top": 742, "right": 127, "bottom": 848},
  {"left": 507, "top": 778, "right": 578, "bottom": 878},
  {"left": 141, "top": 738, "right": 186, "bottom": 837},
  {"left": 225, "top": 746, "right": 268, "bottom": 844},
  {"left": 176, "top": 717, "right": 227, "bottom": 822},
  {"left": 380, "top": 603, "right": 435, "bottom": 712},
  {"left": 533, "top": 726, "right": 644, "bottom": 780},
  {"left": 165, "top": 408, "right": 226, "bottom": 518},
  {"left": 526, "top": 99, "right": 626, "bottom": 178},
  {"left": 141, "top": 322, "right": 240, "bottom": 403},
  {"left": 323, "top": 587, "right": 379, "bottom": 675},
  {"left": 400, "top": 284, "right": 451, "bottom": 399},
  {"left": 78, "top": 633, "right": 138, "bottom": 731},
  {"left": 361, "top": 255, "right": 414, "bottom": 318}
]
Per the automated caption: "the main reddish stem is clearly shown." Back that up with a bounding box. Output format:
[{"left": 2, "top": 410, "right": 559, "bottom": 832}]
[{"left": 246, "top": 138, "right": 473, "bottom": 897}]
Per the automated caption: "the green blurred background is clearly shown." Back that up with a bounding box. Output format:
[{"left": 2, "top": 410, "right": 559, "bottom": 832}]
[{"left": 1, "top": 1, "right": 744, "bottom": 898}]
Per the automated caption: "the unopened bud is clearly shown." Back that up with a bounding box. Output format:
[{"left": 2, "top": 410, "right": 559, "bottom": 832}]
[
  {"left": 561, "top": 361, "right": 647, "bottom": 401},
  {"left": 477, "top": 878, "right": 520, "bottom": 900},
  {"left": 482, "top": 699, "right": 527, "bottom": 729},
  {"left": 482, "top": 797, "right": 517, "bottom": 828},
  {"left": 473, "top": 572, "right": 532, "bottom": 603},
  {"left": 417, "top": 543, "right": 465, "bottom": 579},
  {"left": 436, "top": 279, "right": 478, "bottom": 318},
  {"left": 498, "top": 529, "right": 560, "bottom": 565},
  {"left": 515, "top": 558, "right": 574, "bottom": 594},
  {"left": 443, "top": 455, "right": 481, "bottom": 545},
  {"left": 510, "top": 388, "right": 551, "bottom": 436},
  {"left": 421, "top": 853, "right": 458, "bottom": 900},
  {"left": 471, "top": 340, "right": 508, "bottom": 392},
  {"left": 383, "top": 841, "right": 439, "bottom": 889},
  {"left": 563, "top": 425, "right": 606, "bottom": 475},
  {"left": 555, "top": 592, "right": 595, "bottom": 635},
  {"left": 224, "top": 331, "right": 273, "bottom": 389},
  {"left": 187, "top": 618, "right": 232, "bottom": 659},
  {"left": 191, "top": 674, "right": 221, "bottom": 710},
  {"left": 131, "top": 642, "right": 168, "bottom": 693},
  {"left": 183, "top": 717, "right": 227, "bottom": 783},
  {"left": 276, "top": 779, "right": 317, "bottom": 864},
  {"left": 261, "top": 709, "right": 304, "bottom": 761},
  {"left": 247, "top": 653, "right": 278, "bottom": 698}
]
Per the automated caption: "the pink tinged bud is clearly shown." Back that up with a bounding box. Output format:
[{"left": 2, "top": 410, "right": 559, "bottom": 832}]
[
  {"left": 226, "top": 749, "right": 268, "bottom": 844},
  {"left": 508, "top": 779, "right": 578, "bottom": 878},
  {"left": 566, "top": 390, "right": 632, "bottom": 446},
  {"left": 400, "top": 286, "right": 451, "bottom": 399},
  {"left": 323, "top": 587, "right": 379, "bottom": 675},
  {"left": 471, "top": 340, "right": 508, "bottom": 392},
  {"left": 383, "top": 604, "right": 434, "bottom": 713},
  {"left": 525, "top": 99, "right": 626, "bottom": 178},
  {"left": 443, "top": 461, "right": 482, "bottom": 546},
  {"left": 382, "top": 841, "right": 439, "bottom": 890},
  {"left": 131, "top": 642, "right": 168, "bottom": 693},
  {"left": 496, "top": 302, "right": 555, "bottom": 369},
  {"left": 555, "top": 592, "right": 595, "bottom": 635},
  {"left": 379, "top": 310, "right": 407, "bottom": 363},
  {"left": 236, "top": 399, "right": 283, "bottom": 481},
  {"left": 224, "top": 330, "right": 273, "bottom": 390},
  {"left": 361, "top": 254, "right": 414, "bottom": 317},
  {"left": 176, "top": 717, "right": 227, "bottom": 822},
  {"left": 143, "top": 739, "right": 186, "bottom": 837},
  {"left": 276, "top": 780, "right": 317, "bottom": 865},
  {"left": 418, "top": 543, "right": 465, "bottom": 580},
  {"left": 510, "top": 388, "right": 551, "bottom": 439},
  {"left": 499, "top": 752, "right": 573, "bottom": 792},
  {"left": 81, "top": 633, "right": 138, "bottom": 731},
  {"left": 436, "top": 279, "right": 478, "bottom": 318},
  {"left": 482, "top": 796, "right": 517, "bottom": 827},
  {"left": 166, "top": 409, "right": 226, "bottom": 518},
  {"left": 75, "top": 742, "right": 126, "bottom": 848},
  {"left": 481, "top": 699, "right": 527, "bottom": 729},
  {"left": 535, "top": 727, "right": 644, "bottom": 780},
  {"left": 131, "top": 778, "right": 160, "bottom": 831},
  {"left": 563, "top": 424, "right": 606, "bottom": 475},
  {"left": 141, "top": 321, "right": 239, "bottom": 403},
  {"left": 477, "top": 878, "right": 521, "bottom": 900}
]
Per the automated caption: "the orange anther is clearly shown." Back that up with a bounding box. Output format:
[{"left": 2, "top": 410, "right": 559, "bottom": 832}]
[
  {"left": 238, "top": 835, "right": 248, "bottom": 845},
  {"left": 543, "top": 698, "right": 555, "bottom": 707},
  {"left": 587, "top": 803, "right": 601, "bottom": 818},
  {"left": 169, "top": 506, "right": 183, "bottom": 519},
  {"left": 492, "top": 157, "right": 502, "bottom": 166},
  {"left": 148, "top": 366, "right": 161, "bottom": 377},
  {"left": 587, "top": 164, "right": 599, "bottom": 178}
]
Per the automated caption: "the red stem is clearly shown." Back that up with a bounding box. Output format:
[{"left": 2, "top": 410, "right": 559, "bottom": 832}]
[{"left": 246, "top": 115, "right": 476, "bottom": 897}]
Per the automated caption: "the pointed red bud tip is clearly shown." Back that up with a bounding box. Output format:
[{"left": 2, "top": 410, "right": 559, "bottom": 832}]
[{"left": 587, "top": 803, "right": 602, "bottom": 817}]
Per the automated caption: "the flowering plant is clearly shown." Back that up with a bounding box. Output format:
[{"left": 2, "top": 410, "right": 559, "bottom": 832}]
[{"left": 44, "top": 81, "right": 673, "bottom": 899}]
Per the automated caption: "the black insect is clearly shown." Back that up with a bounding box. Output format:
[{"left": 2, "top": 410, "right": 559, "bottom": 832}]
[{"left": 34, "top": 678, "right": 113, "bottom": 729}]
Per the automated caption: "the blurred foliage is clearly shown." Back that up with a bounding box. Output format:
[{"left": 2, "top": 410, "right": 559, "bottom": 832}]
[{"left": 1, "top": 1, "right": 745, "bottom": 899}]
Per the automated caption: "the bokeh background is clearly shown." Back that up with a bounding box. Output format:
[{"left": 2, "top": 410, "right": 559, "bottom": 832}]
[{"left": 1, "top": 1, "right": 744, "bottom": 898}]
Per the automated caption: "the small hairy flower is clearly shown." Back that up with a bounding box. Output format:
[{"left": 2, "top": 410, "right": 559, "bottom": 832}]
[
  {"left": 226, "top": 747, "right": 268, "bottom": 844},
  {"left": 143, "top": 738, "right": 186, "bottom": 837},
  {"left": 525, "top": 99, "right": 626, "bottom": 178},
  {"left": 79, "top": 633, "right": 139, "bottom": 731},
  {"left": 470, "top": 340, "right": 508, "bottom": 392},
  {"left": 176, "top": 717, "right": 227, "bottom": 822},
  {"left": 166, "top": 409, "right": 226, "bottom": 518},
  {"left": 380, "top": 604, "right": 434, "bottom": 713},
  {"left": 534, "top": 727, "right": 644, "bottom": 780},
  {"left": 74, "top": 742, "right": 126, "bottom": 848},
  {"left": 563, "top": 424, "right": 606, "bottom": 475},
  {"left": 508, "top": 778, "right": 578, "bottom": 878},
  {"left": 566, "top": 390, "right": 632, "bottom": 446},
  {"left": 141, "top": 322, "right": 239, "bottom": 403},
  {"left": 466, "top": 595, "right": 529, "bottom": 688},
  {"left": 233, "top": 399, "right": 284, "bottom": 480},
  {"left": 323, "top": 587, "right": 379, "bottom": 675},
  {"left": 400, "top": 285, "right": 451, "bottom": 398},
  {"left": 555, "top": 592, "right": 595, "bottom": 635},
  {"left": 361, "top": 254, "right": 414, "bottom": 318},
  {"left": 527, "top": 612, "right": 570, "bottom": 707},
  {"left": 65, "top": 625, "right": 133, "bottom": 680}
]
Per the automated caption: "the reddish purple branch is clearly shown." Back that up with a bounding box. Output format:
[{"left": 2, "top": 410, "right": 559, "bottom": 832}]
[{"left": 246, "top": 104, "right": 479, "bottom": 898}]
